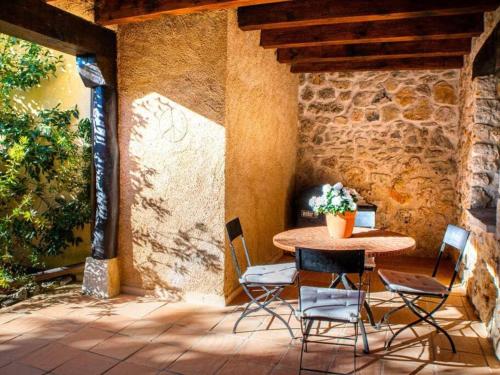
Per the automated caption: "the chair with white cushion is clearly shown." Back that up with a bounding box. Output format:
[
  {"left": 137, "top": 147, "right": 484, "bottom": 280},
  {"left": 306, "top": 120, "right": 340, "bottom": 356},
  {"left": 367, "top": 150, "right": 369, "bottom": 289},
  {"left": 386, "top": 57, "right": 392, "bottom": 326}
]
[
  {"left": 226, "top": 218, "right": 298, "bottom": 338},
  {"left": 377, "top": 224, "right": 470, "bottom": 352},
  {"left": 295, "top": 248, "right": 368, "bottom": 374}
]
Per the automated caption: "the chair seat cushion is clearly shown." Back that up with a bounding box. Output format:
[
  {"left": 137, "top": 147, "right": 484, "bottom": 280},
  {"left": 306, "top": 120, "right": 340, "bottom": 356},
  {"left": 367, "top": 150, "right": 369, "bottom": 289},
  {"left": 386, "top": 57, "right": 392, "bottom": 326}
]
[
  {"left": 378, "top": 269, "right": 449, "bottom": 295},
  {"left": 298, "top": 286, "right": 365, "bottom": 323},
  {"left": 240, "top": 262, "right": 297, "bottom": 285}
]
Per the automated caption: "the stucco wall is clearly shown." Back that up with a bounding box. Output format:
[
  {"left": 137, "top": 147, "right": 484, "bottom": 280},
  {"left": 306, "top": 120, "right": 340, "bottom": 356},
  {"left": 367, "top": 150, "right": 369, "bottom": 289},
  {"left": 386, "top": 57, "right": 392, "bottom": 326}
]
[
  {"left": 456, "top": 9, "right": 500, "bottom": 358},
  {"left": 296, "top": 70, "right": 460, "bottom": 257},
  {"left": 117, "top": 12, "right": 228, "bottom": 303},
  {"left": 224, "top": 11, "right": 298, "bottom": 299}
]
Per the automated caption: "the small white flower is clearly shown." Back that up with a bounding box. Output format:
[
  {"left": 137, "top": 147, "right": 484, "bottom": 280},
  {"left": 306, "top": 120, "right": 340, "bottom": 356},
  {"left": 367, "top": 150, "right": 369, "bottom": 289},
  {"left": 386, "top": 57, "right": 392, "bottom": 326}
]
[
  {"left": 333, "top": 182, "right": 343, "bottom": 191},
  {"left": 331, "top": 196, "right": 342, "bottom": 206},
  {"left": 309, "top": 197, "right": 316, "bottom": 209},
  {"left": 349, "top": 202, "right": 357, "bottom": 211},
  {"left": 322, "top": 184, "right": 332, "bottom": 194}
]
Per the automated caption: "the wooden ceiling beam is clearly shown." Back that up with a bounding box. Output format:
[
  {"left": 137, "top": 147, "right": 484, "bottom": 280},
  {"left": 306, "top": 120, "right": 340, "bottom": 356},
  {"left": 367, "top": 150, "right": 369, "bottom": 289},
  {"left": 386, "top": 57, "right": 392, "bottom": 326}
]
[
  {"left": 277, "top": 39, "right": 472, "bottom": 64},
  {"left": 95, "top": 0, "right": 289, "bottom": 25},
  {"left": 261, "top": 14, "right": 484, "bottom": 49},
  {"left": 0, "top": 0, "right": 116, "bottom": 58},
  {"left": 239, "top": 0, "right": 499, "bottom": 31},
  {"left": 290, "top": 57, "right": 464, "bottom": 73}
]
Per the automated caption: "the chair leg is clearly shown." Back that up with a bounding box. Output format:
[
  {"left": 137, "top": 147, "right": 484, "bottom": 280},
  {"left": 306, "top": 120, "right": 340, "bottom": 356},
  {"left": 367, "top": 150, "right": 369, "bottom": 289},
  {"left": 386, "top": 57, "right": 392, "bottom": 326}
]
[
  {"left": 386, "top": 294, "right": 453, "bottom": 352},
  {"left": 377, "top": 295, "right": 421, "bottom": 329},
  {"left": 359, "top": 319, "right": 370, "bottom": 354},
  {"left": 234, "top": 285, "right": 295, "bottom": 338}
]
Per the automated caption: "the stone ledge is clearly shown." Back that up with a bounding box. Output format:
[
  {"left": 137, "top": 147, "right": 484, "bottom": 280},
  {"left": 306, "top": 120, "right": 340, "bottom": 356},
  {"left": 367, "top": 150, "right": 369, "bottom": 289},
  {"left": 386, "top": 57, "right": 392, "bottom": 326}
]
[{"left": 467, "top": 208, "right": 497, "bottom": 233}]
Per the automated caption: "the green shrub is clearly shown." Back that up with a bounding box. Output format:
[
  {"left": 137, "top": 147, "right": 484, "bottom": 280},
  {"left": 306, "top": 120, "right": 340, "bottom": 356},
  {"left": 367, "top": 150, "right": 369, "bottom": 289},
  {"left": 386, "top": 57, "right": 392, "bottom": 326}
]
[{"left": 0, "top": 35, "right": 91, "bottom": 289}]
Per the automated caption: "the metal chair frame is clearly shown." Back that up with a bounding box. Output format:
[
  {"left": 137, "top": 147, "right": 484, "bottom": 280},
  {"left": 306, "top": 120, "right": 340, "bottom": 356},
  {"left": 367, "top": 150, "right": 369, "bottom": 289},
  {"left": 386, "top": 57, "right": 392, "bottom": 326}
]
[
  {"left": 296, "top": 248, "right": 367, "bottom": 375},
  {"left": 378, "top": 224, "right": 470, "bottom": 352},
  {"left": 226, "top": 218, "right": 297, "bottom": 338},
  {"left": 354, "top": 211, "right": 376, "bottom": 306}
]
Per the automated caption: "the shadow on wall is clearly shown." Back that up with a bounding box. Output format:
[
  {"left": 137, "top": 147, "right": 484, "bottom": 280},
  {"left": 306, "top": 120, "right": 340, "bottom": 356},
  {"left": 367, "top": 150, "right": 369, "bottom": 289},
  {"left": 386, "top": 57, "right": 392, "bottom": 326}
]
[{"left": 119, "top": 92, "right": 225, "bottom": 300}]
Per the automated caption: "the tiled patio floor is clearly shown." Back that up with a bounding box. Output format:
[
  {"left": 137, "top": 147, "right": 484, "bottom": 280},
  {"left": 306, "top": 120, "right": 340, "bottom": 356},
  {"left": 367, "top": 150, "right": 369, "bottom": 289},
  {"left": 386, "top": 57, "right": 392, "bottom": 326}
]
[{"left": 0, "top": 256, "right": 498, "bottom": 374}]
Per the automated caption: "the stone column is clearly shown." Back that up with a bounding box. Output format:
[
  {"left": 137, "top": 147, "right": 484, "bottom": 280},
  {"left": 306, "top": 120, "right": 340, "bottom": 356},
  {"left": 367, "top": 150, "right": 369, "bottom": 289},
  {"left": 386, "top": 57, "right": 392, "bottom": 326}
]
[{"left": 77, "top": 55, "right": 120, "bottom": 298}]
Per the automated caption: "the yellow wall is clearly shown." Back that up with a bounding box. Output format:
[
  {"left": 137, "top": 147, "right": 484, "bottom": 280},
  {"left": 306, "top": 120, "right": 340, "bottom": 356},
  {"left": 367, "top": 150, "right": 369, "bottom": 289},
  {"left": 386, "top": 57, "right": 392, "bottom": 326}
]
[
  {"left": 224, "top": 11, "right": 299, "bottom": 299},
  {"left": 117, "top": 12, "right": 228, "bottom": 303},
  {"left": 14, "top": 49, "right": 92, "bottom": 268}
]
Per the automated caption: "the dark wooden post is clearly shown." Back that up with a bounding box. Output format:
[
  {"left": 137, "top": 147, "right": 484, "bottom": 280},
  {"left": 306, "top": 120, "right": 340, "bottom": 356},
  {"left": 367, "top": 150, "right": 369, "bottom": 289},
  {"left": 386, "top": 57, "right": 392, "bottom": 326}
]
[{"left": 77, "top": 55, "right": 119, "bottom": 260}]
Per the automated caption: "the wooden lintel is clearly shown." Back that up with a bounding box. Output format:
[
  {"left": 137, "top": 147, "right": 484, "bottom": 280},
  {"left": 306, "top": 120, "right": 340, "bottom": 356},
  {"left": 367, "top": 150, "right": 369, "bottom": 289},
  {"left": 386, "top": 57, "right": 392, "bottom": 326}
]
[
  {"left": 290, "top": 56, "right": 464, "bottom": 73},
  {"left": 261, "top": 14, "right": 484, "bottom": 49},
  {"left": 239, "top": 0, "right": 499, "bottom": 30},
  {"left": 277, "top": 39, "right": 472, "bottom": 64},
  {"left": 0, "top": 0, "right": 116, "bottom": 58},
  {"left": 95, "top": 0, "right": 289, "bottom": 25}
]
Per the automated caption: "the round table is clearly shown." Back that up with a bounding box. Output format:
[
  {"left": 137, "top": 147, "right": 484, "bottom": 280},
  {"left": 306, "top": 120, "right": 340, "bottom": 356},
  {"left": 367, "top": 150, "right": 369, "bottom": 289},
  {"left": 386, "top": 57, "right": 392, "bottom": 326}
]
[
  {"left": 273, "top": 226, "right": 416, "bottom": 256},
  {"left": 273, "top": 226, "right": 416, "bottom": 341}
]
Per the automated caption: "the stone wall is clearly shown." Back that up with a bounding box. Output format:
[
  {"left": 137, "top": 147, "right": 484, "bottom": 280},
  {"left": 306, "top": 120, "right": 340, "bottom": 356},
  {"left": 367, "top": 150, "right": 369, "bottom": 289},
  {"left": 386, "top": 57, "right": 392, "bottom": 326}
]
[
  {"left": 456, "top": 9, "right": 500, "bottom": 358},
  {"left": 297, "top": 70, "right": 461, "bottom": 257},
  {"left": 224, "top": 11, "right": 298, "bottom": 299}
]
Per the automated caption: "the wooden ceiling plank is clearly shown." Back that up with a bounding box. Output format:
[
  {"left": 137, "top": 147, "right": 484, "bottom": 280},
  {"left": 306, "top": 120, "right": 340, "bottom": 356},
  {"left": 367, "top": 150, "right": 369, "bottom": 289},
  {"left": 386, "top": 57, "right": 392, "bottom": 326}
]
[
  {"left": 261, "top": 14, "right": 484, "bottom": 49},
  {"left": 95, "top": 0, "right": 289, "bottom": 25},
  {"left": 290, "top": 56, "right": 464, "bottom": 73},
  {"left": 277, "top": 39, "right": 472, "bottom": 63},
  {"left": 239, "top": 0, "right": 499, "bottom": 30}
]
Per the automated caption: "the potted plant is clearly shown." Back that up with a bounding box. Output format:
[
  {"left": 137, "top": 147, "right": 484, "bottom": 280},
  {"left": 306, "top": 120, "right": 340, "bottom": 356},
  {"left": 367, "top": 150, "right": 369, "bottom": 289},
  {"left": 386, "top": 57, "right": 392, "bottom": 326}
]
[{"left": 309, "top": 183, "right": 358, "bottom": 238}]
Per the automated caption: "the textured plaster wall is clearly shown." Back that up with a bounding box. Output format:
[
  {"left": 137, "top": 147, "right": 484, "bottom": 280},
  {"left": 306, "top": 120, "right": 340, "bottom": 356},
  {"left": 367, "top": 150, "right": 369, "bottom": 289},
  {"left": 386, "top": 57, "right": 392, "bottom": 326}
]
[
  {"left": 456, "top": 9, "right": 500, "bottom": 358},
  {"left": 224, "top": 11, "right": 298, "bottom": 298},
  {"left": 297, "top": 70, "right": 460, "bottom": 257},
  {"left": 117, "top": 12, "right": 228, "bottom": 303}
]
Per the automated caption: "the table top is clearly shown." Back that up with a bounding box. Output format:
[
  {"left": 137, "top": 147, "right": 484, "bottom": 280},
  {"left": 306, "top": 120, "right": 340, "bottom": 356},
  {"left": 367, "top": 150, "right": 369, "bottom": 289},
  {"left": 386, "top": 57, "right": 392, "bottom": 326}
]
[{"left": 273, "top": 226, "right": 416, "bottom": 257}]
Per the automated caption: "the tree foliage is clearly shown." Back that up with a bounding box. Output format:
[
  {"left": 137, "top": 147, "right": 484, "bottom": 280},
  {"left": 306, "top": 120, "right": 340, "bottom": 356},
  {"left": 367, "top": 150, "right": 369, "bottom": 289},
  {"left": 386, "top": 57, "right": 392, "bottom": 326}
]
[{"left": 0, "top": 35, "right": 91, "bottom": 289}]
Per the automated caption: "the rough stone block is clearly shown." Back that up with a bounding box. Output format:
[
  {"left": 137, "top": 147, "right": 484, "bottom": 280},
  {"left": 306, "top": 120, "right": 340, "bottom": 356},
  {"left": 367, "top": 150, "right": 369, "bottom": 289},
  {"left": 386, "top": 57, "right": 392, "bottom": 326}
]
[
  {"left": 474, "top": 99, "right": 500, "bottom": 126},
  {"left": 82, "top": 257, "right": 120, "bottom": 299}
]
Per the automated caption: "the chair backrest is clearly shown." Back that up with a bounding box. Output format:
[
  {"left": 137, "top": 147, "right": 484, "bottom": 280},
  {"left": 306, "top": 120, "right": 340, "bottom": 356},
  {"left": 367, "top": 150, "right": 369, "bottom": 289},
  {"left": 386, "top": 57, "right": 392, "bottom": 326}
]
[
  {"left": 296, "top": 248, "right": 365, "bottom": 276},
  {"left": 225, "top": 218, "right": 252, "bottom": 278},
  {"left": 354, "top": 210, "right": 375, "bottom": 229},
  {"left": 432, "top": 224, "right": 470, "bottom": 290}
]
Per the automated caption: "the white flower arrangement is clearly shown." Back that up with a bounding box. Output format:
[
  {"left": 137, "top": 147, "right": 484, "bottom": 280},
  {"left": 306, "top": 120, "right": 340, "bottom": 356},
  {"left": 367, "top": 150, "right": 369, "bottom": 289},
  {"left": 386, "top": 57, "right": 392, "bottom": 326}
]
[{"left": 309, "top": 182, "right": 358, "bottom": 215}]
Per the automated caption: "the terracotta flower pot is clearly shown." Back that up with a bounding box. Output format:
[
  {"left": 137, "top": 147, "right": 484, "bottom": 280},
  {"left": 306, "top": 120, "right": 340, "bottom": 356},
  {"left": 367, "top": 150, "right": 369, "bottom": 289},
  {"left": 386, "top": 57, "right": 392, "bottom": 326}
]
[{"left": 325, "top": 211, "right": 357, "bottom": 239}]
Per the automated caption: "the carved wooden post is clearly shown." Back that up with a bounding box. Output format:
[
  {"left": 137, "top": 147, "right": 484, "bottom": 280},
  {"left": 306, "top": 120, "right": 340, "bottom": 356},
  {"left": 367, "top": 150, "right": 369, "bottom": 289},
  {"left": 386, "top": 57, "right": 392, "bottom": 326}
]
[{"left": 77, "top": 55, "right": 120, "bottom": 297}]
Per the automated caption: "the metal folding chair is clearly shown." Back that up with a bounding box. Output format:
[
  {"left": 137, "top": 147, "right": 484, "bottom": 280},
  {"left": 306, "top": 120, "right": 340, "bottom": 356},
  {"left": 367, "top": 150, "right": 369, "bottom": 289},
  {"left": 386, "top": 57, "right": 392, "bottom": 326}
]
[
  {"left": 226, "top": 218, "right": 298, "bottom": 338},
  {"left": 377, "top": 224, "right": 470, "bottom": 352},
  {"left": 295, "top": 248, "right": 367, "bottom": 374}
]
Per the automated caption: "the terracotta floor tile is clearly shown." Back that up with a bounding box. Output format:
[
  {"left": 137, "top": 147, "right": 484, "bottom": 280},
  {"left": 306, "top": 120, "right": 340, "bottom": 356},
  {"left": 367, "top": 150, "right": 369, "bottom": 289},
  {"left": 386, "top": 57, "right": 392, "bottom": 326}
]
[
  {"left": 380, "top": 359, "right": 434, "bottom": 375},
  {"left": 119, "top": 319, "right": 172, "bottom": 341},
  {"left": 90, "top": 333, "right": 147, "bottom": 360},
  {"left": 278, "top": 342, "right": 335, "bottom": 372},
  {"left": 19, "top": 342, "right": 81, "bottom": 371},
  {"left": 0, "top": 335, "right": 48, "bottom": 367},
  {"left": 153, "top": 324, "right": 206, "bottom": 349},
  {"left": 59, "top": 326, "right": 114, "bottom": 350},
  {"left": 26, "top": 320, "right": 83, "bottom": 341},
  {"left": 168, "top": 332, "right": 246, "bottom": 375},
  {"left": 104, "top": 360, "right": 159, "bottom": 375},
  {"left": 52, "top": 351, "right": 117, "bottom": 375},
  {"left": 216, "top": 358, "right": 273, "bottom": 375},
  {"left": 113, "top": 300, "right": 167, "bottom": 319},
  {"left": 126, "top": 342, "right": 186, "bottom": 369},
  {"left": 211, "top": 312, "right": 264, "bottom": 337},
  {"left": 233, "top": 337, "right": 288, "bottom": 366},
  {"left": 89, "top": 314, "right": 137, "bottom": 333},
  {"left": 0, "top": 362, "right": 45, "bottom": 375}
]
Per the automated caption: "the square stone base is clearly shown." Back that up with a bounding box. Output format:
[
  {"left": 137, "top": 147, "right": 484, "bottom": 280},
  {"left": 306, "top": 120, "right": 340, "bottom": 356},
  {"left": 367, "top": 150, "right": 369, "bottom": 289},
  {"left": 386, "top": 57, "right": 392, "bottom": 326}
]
[{"left": 82, "top": 257, "right": 120, "bottom": 298}]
